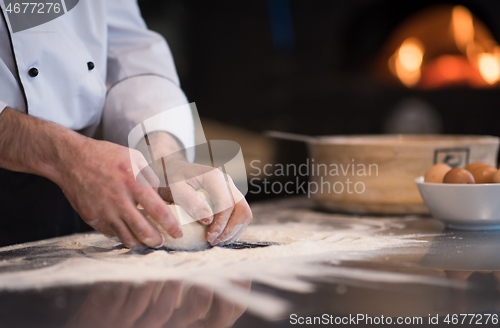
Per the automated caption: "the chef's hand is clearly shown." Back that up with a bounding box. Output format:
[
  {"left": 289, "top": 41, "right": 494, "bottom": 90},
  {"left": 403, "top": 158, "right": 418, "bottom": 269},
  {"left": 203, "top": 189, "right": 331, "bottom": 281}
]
[
  {"left": 136, "top": 132, "right": 253, "bottom": 246},
  {"left": 56, "top": 138, "right": 183, "bottom": 249},
  {"left": 0, "top": 107, "right": 181, "bottom": 249}
]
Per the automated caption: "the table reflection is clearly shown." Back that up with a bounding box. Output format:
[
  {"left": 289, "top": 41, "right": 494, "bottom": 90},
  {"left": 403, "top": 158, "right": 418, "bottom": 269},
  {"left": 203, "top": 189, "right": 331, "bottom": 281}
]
[
  {"left": 0, "top": 280, "right": 250, "bottom": 328},
  {"left": 64, "top": 280, "right": 250, "bottom": 328}
]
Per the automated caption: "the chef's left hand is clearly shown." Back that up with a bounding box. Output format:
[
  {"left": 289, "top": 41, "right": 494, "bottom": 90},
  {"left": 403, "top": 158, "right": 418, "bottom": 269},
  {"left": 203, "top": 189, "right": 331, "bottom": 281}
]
[{"left": 136, "top": 132, "right": 252, "bottom": 246}]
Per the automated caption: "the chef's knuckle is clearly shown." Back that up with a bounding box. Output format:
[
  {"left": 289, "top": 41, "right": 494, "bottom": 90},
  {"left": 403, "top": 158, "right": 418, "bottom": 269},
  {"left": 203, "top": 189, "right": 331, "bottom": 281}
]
[{"left": 116, "top": 161, "right": 131, "bottom": 175}]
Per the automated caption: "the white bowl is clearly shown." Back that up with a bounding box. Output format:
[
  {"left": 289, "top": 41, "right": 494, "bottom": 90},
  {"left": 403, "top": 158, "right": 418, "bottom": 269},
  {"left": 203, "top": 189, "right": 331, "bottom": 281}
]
[{"left": 415, "top": 176, "right": 500, "bottom": 230}]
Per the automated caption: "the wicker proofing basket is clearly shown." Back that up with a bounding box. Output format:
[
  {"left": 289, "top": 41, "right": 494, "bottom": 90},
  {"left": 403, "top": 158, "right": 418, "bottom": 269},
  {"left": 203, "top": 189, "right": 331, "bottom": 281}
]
[{"left": 307, "top": 135, "right": 499, "bottom": 215}]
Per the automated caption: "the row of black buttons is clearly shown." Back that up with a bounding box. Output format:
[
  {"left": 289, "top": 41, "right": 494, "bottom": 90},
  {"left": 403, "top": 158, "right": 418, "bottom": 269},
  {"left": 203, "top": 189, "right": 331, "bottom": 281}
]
[{"left": 28, "top": 61, "right": 95, "bottom": 77}]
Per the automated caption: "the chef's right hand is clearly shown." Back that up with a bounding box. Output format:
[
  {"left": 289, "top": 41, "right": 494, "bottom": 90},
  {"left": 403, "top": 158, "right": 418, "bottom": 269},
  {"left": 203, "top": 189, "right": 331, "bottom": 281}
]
[
  {"left": 55, "top": 138, "right": 182, "bottom": 249},
  {"left": 0, "top": 107, "right": 178, "bottom": 249}
]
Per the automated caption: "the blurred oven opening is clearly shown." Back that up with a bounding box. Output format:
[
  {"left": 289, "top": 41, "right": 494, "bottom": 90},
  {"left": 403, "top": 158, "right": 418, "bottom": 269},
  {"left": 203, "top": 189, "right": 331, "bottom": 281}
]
[{"left": 371, "top": 4, "right": 500, "bottom": 89}]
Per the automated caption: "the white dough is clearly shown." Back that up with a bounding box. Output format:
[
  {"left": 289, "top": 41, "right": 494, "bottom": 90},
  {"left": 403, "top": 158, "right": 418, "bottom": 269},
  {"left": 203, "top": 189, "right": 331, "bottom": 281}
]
[{"left": 139, "top": 189, "right": 212, "bottom": 250}]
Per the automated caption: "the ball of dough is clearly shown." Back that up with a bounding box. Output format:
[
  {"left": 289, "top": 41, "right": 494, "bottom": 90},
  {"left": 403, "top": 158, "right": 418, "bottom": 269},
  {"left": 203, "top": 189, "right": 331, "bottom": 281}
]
[{"left": 139, "top": 189, "right": 212, "bottom": 250}]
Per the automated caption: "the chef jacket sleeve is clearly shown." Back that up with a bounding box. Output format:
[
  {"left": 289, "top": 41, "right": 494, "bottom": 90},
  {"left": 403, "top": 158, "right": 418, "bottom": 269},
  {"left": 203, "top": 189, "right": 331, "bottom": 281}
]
[{"left": 102, "top": 0, "right": 194, "bottom": 162}]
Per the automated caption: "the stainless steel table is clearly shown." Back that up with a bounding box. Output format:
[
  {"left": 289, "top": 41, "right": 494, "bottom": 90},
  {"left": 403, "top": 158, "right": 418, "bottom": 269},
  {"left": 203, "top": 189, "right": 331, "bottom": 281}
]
[{"left": 1, "top": 197, "right": 499, "bottom": 328}]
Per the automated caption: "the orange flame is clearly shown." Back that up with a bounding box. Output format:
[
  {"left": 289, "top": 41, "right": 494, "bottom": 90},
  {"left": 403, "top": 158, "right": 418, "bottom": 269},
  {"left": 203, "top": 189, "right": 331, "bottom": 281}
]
[
  {"left": 451, "top": 5, "right": 474, "bottom": 52},
  {"left": 389, "top": 37, "right": 424, "bottom": 87},
  {"left": 477, "top": 53, "right": 500, "bottom": 84}
]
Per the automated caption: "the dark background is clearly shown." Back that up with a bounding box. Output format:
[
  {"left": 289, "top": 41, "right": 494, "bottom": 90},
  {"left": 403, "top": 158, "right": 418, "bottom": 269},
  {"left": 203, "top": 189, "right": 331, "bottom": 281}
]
[
  {"left": 138, "top": 0, "right": 500, "bottom": 138},
  {"left": 135, "top": 0, "right": 500, "bottom": 202}
]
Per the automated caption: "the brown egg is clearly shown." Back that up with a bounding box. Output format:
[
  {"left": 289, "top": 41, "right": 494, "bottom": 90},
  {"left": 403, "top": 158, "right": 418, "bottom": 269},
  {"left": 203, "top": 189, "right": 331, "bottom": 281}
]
[
  {"left": 443, "top": 168, "right": 475, "bottom": 184},
  {"left": 424, "top": 163, "right": 452, "bottom": 183},
  {"left": 492, "top": 169, "right": 500, "bottom": 183},
  {"left": 465, "top": 163, "right": 497, "bottom": 183},
  {"left": 465, "top": 162, "right": 490, "bottom": 172}
]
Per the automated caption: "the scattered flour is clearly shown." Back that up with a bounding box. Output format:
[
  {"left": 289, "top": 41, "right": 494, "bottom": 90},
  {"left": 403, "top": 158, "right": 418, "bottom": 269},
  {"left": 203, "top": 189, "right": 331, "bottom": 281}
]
[{"left": 0, "top": 221, "right": 444, "bottom": 319}]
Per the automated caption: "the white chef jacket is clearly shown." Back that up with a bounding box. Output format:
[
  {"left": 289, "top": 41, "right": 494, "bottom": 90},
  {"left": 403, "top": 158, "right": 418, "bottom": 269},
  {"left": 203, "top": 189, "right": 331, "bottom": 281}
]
[{"left": 0, "top": 0, "right": 194, "bottom": 160}]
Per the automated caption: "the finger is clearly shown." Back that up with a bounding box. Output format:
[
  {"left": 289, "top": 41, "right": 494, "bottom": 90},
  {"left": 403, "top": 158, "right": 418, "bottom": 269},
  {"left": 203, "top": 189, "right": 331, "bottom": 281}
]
[
  {"left": 219, "top": 223, "right": 247, "bottom": 246},
  {"left": 109, "top": 218, "right": 144, "bottom": 250},
  {"left": 136, "top": 165, "right": 160, "bottom": 190},
  {"left": 85, "top": 217, "right": 116, "bottom": 238},
  {"left": 195, "top": 176, "right": 233, "bottom": 245},
  {"left": 169, "top": 285, "right": 214, "bottom": 326},
  {"left": 228, "top": 300, "right": 248, "bottom": 327},
  {"left": 129, "top": 148, "right": 158, "bottom": 188},
  {"left": 169, "top": 183, "right": 213, "bottom": 224},
  {"left": 221, "top": 214, "right": 251, "bottom": 246},
  {"left": 203, "top": 294, "right": 237, "bottom": 328},
  {"left": 210, "top": 198, "right": 252, "bottom": 246},
  {"left": 134, "top": 187, "right": 183, "bottom": 239},
  {"left": 152, "top": 281, "right": 182, "bottom": 317},
  {"left": 113, "top": 283, "right": 133, "bottom": 310},
  {"left": 121, "top": 203, "right": 164, "bottom": 248},
  {"left": 228, "top": 281, "right": 252, "bottom": 323},
  {"left": 83, "top": 284, "right": 118, "bottom": 311},
  {"left": 120, "top": 282, "right": 157, "bottom": 324},
  {"left": 206, "top": 207, "right": 233, "bottom": 246},
  {"left": 225, "top": 174, "right": 245, "bottom": 204},
  {"left": 101, "top": 283, "right": 133, "bottom": 324},
  {"left": 200, "top": 169, "right": 235, "bottom": 216},
  {"left": 136, "top": 281, "right": 181, "bottom": 327}
]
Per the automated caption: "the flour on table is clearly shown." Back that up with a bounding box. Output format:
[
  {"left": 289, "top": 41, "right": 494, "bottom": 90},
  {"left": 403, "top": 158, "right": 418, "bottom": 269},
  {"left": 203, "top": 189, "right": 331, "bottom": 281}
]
[{"left": 0, "top": 220, "right": 443, "bottom": 319}]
